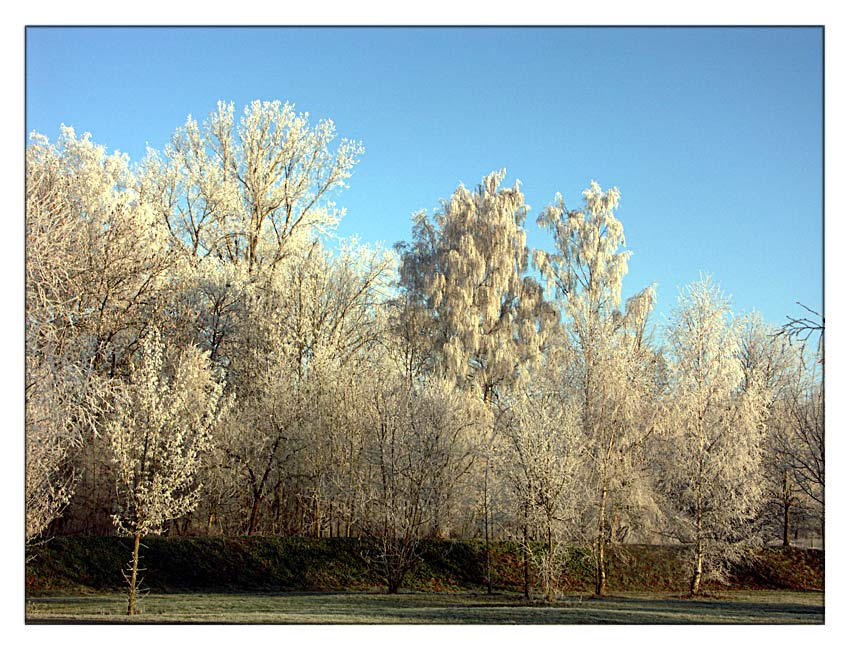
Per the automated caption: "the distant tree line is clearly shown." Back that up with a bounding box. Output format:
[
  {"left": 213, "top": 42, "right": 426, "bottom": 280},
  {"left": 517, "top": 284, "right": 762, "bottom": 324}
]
[{"left": 26, "top": 100, "right": 824, "bottom": 610}]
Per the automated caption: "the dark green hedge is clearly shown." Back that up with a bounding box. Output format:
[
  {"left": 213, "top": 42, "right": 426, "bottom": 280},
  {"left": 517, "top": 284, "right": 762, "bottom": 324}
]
[{"left": 25, "top": 536, "right": 823, "bottom": 595}]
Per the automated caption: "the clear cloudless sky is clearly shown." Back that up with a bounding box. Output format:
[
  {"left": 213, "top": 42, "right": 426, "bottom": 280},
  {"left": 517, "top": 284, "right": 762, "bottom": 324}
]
[{"left": 25, "top": 26, "right": 823, "bottom": 330}]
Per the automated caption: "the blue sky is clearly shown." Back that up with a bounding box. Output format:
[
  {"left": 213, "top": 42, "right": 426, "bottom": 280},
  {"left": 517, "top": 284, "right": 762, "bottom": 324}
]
[{"left": 25, "top": 26, "right": 823, "bottom": 330}]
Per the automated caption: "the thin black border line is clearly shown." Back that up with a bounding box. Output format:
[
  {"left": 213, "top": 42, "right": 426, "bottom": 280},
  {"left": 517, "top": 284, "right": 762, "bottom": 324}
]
[{"left": 24, "top": 24, "right": 826, "bottom": 28}]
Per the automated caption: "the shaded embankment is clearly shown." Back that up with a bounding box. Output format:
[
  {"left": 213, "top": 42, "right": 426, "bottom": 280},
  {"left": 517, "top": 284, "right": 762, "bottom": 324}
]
[{"left": 26, "top": 536, "right": 823, "bottom": 595}]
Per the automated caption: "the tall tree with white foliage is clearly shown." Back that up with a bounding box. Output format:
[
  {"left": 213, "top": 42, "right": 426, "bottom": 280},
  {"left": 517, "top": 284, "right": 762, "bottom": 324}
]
[
  {"left": 396, "top": 169, "right": 555, "bottom": 591},
  {"left": 216, "top": 239, "right": 394, "bottom": 536},
  {"left": 660, "top": 277, "right": 768, "bottom": 595},
  {"left": 534, "top": 181, "right": 658, "bottom": 596}
]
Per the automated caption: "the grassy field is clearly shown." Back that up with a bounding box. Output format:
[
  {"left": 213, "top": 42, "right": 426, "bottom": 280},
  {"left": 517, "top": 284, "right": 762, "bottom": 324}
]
[{"left": 25, "top": 590, "right": 824, "bottom": 624}]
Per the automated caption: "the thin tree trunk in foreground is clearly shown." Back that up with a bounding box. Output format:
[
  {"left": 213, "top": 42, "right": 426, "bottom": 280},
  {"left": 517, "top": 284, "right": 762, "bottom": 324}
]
[
  {"left": 690, "top": 486, "right": 704, "bottom": 596},
  {"left": 484, "top": 458, "right": 492, "bottom": 594},
  {"left": 315, "top": 494, "right": 322, "bottom": 538},
  {"left": 127, "top": 531, "right": 141, "bottom": 616},
  {"left": 546, "top": 520, "right": 555, "bottom": 603},
  {"left": 523, "top": 497, "right": 530, "bottom": 600},
  {"left": 690, "top": 539, "right": 704, "bottom": 596},
  {"left": 782, "top": 471, "right": 792, "bottom": 547},
  {"left": 595, "top": 485, "right": 608, "bottom": 596}
]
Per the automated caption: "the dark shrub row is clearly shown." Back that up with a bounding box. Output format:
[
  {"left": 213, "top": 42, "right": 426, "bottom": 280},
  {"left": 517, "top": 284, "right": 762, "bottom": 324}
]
[{"left": 25, "top": 536, "right": 823, "bottom": 595}]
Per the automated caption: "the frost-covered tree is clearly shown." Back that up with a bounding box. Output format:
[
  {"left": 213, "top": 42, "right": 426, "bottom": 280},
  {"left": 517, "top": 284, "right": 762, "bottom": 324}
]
[
  {"left": 397, "top": 170, "right": 552, "bottom": 399},
  {"left": 774, "top": 305, "right": 824, "bottom": 540},
  {"left": 139, "top": 100, "right": 364, "bottom": 273},
  {"left": 26, "top": 134, "right": 89, "bottom": 543},
  {"left": 26, "top": 127, "right": 175, "bottom": 536},
  {"left": 660, "top": 277, "right": 768, "bottom": 596},
  {"left": 396, "top": 170, "right": 555, "bottom": 591},
  {"left": 786, "top": 361, "right": 824, "bottom": 513},
  {"left": 25, "top": 384, "right": 74, "bottom": 547},
  {"left": 109, "top": 328, "right": 227, "bottom": 615},
  {"left": 357, "top": 369, "right": 481, "bottom": 593},
  {"left": 498, "top": 359, "right": 584, "bottom": 602},
  {"left": 737, "top": 313, "right": 808, "bottom": 546},
  {"left": 26, "top": 103, "right": 372, "bottom": 542},
  {"left": 534, "top": 181, "right": 658, "bottom": 596},
  {"left": 214, "top": 239, "right": 394, "bottom": 536},
  {"left": 25, "top": 360, "right": 100, "bottom": 547},
  {"left": 780, "top": 306, "right": 824, "bottom": 498},
  {"left": 28, "top": 127, "right": 173, "bottom": 375}
]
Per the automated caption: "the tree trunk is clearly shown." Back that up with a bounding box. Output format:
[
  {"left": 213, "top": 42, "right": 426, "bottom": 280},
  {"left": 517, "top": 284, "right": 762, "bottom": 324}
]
[
  {"left": 126, "top": 532, "right": 141, "bottom": 616},
  {"left": 484, "top": 458, "right": 492, "bottom": 595},
  {"left": 783, "top": 500, "right": 792, "bottom": 547},
  {"left": 690, "top": 541, "right": 703, "bottom": 596},
  {"left": 595, "top": 485, "right": 608, "bottom": 596},
  {"left": 247, "top": 492, "right": 262, "bottom": 536},
  {"left": 522, "top": 498, "right": 530, "bottom": 600},
  {"left": 387, "top": 565, "right": 401, "bottom": 595},
  {"left": 314, "top": 494, "right": 322, "bottom": 538},
  {"left": 297, "top": 490, "right": 305, "bottom": 534},
  {"left": 482, "top": 387, "right": 493, "bottom": 595},
  {"left": 546, "top": 519, "right": 555, "bottom": 603},
  {"left": 782, "top": 471, "right": 792, "bottom": 547}
]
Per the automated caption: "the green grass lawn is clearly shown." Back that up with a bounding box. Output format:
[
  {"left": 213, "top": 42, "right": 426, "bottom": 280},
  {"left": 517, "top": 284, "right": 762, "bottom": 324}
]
[{"left": 25, "top": 590, "right": 824, "bottom": 624}]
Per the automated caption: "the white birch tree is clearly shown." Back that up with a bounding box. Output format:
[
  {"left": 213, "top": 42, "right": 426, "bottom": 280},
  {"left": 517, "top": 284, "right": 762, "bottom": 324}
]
[
  {"left": 660, "top": 277, "right": 768, "bottom": 595},
  {"left": 534, "top": 181, "right": 658, "bottom": 596},
  {"left": 397, "top": 170, "right": 552, "bottom": 399},
  {"left": 396, "top": 169, "right": 555, "bottom": 591}
]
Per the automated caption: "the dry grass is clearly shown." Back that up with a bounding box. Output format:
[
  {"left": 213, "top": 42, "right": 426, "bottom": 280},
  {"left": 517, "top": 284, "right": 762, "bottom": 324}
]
[{"left": 25, "top": 590, "right": 824, "bottom": 625}]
